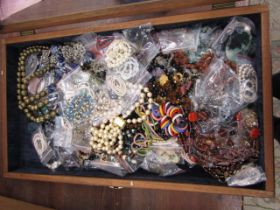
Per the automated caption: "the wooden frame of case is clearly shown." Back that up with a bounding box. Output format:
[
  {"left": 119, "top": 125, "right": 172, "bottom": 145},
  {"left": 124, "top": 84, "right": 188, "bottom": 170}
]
[{"left": 0, "top": 4, "right": 274, "bottom": 197}]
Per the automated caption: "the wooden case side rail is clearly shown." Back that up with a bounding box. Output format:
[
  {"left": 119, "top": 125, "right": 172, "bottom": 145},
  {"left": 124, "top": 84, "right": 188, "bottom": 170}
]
[
  {"left": 0, "top": 0, "right": 236, "bottom": 34},
  {"left": 3, "top": 172, "right": 273, "bottom": 197},
  {"left": 5, "top": 4, "right": 269, "bottom": 45},
  {"left": 0, "top": 38, "right": 8, "bottom": 176},
  {"left": 261, "top": 10, "right": 274, "bottom": 193}
]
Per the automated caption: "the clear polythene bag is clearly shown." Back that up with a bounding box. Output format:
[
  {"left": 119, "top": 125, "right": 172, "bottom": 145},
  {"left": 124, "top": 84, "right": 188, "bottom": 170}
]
[
  {"left": 141, "top": 140, "right": 185, "bottom": 176},
  {"left": 50, "top": 116, "right": 73, "bottom": 152},
  {"left": 83, "top": 155, "right": 128, "bottom": 177},
  {"left": 32, "top": 127, "right": 61, "bottom": 170},
  {"left": 105, "top": 66, "right": 152, "bottom": 118},
  {"left": 56, "top": 66, "right": 92, "bottom": 100},
  {"left": 59, "top": 87, "right": 95, "bottom": 126},
  {"left": 90, "top": 85, "right": 123, "bottom": 126},
  {"left": 157, "top": 25, "right": 201, "bottom": 54},
  {"left": 191, "top": 57, "right": 258, "bottom": 131},
  {"left": 226, "top": 165, "right": 266, "bottom": 186},
  {"left": 123, "top": 24, "right": 160, "bottom": 67},
  {"left": 211, "top": 16, "right": 256, "bottom": 62},
  {"left": 97, "top": 34, "right": 136, "bottom": 69},
  {"left": 76, "top": 24, "right": 159, "bottom": 68}
]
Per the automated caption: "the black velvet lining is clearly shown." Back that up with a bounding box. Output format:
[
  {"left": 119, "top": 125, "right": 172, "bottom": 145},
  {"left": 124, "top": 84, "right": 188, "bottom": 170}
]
[{"left": 6, "top": 14, "right": 265, "bottom": 190}]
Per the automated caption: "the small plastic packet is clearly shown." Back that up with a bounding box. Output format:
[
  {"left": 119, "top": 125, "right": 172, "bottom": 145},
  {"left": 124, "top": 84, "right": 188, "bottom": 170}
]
[
  {"left": 105, "top": 68, "right": 151, "bottom": 118},
  {"left": 238, "top": 63, "right": 258, "bottom": 104},
  {"left": 71, "top": 122, "right": 92, "bottom": 154},
  {"left": 212, "top": 17, "right": 256, "bottom": 62},
  {"left": 157, "top": 25, "right": 201, "bottom": 54},
  {"left": 84, "top": 155, "right": 128, "bottom": 177},
  {"left": 118, "top": 155, "right": 144, "bottom": 174},
  {"left": 57, "top": 66, "right": 92, "bottom": 100},
  {"left": 141, "top": 140, "right": 185, "bottom": 176},
  {"left": 32, "top": 127, "right": 61, "bottom": 170},
  {"left": 55, "top": 147, "right": 81, "bottom": 169},
  {"left": 226, "top": 165, "right": 266, "bottom": 186},
  {"left": 50, "top": 116, "right": 73, "bottom": 152},
  {"left": 187, "top": 24, "right": 222, "bottom": 63},
  {"left": 98, "top": 34, "right": 136, "bottom": 69},
  {"left": 75, "top": 32, "right": 97, "bottom": 52},
  {"left": 59, "top": 87, "right": 95, "bottom": 126},
  {"left": 123, "top": 24, "right": 160, "bottom": 67},
  {"left": 60, "top": 42, "right": 87, "bottom": 65},
  {"left": 90, "top": 85, "right": 123, "bottom": 125}
]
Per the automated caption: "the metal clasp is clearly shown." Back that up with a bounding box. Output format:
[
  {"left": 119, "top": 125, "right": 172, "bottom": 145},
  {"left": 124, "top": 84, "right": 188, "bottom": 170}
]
[{"left": 109, "top": 186, "right": 124, "bottom": 190}]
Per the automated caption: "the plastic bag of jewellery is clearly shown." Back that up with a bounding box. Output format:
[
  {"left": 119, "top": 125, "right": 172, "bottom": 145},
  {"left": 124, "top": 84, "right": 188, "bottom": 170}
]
[
  {"left": 32, "top": 127, "right": 61, "bottom": 170},
  {"left": 60, "top": 41, "right": 87, "bottom": 65},
  {"left": 57, "top": 66, "right": 92, "bottom": 100},
  {"left": 75, "top": 32, "right": 97, "bottom": 51},
  {"left": 50, "top": 116, "right": 73, "bottom": 151},
  {"left": 150, "top": 140, "right": 186, "bottom": 164},
  {"left": 141, "top": 156, "right": 185, "bottom": 176},
  {"left": 71, "top": 121, "right": 92, "bottom": 154},
  {"left": 140, "top": 141, "right": 186, "bottom": 176},
  {"left": 83, "top": 155, "right": 129, "bottom": 177},
  {"left": 123, "top": 24, "right": 160, "bottom": 67},
  {"left": 157, "top": 25, "right": 201, "bottom": 54},
  {"left": 117, "top": 152, "right": 145, "bottom": 173},
  {"left": 191, "top": 57, "right": 246, "bottom": 124},
  {"left": 99, "top": 34, "right": 137, "bottom": 69},
  {"left": 226, "top": 164, "right": 266, "bottom": 186},
  {"left": 54, "top": 147, "right": 81, "bottom": 169},
  {"left": 211, "top": 16, "right": 256, "bottom": 62},
  {"left": 59, "top": 87, "right": 95, "bottom": 126},
  {"left": 237, "top": 62, "right": 258, "bottom": 104},
  {"left": 187, "top": 24, "right": 223, "bottom": 63},
  {"left": 106, "top": 55, "right": 148, "bottom": 82},
  {"left": 104, "top": 69, "right": 152, "bottom": 118},
  {"left": 90, "top": 89, "right": 123, "bottom": 126}
]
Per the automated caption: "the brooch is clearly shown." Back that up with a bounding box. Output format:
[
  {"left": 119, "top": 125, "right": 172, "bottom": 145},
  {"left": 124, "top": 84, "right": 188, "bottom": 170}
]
[
  {"left": 238, "top": 64, "right": 257, "bottom": 103},
  {"left": 105, "top": 39, "right": 132, "bottom": 68}
]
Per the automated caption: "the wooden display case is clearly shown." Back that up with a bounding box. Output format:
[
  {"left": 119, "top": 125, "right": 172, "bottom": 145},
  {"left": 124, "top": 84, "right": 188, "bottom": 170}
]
[{"left": 0, "top": 2, "right": 274, "bottom": 197}]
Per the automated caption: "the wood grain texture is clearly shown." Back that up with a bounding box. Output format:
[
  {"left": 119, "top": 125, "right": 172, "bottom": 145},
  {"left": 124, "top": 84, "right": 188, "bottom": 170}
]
[
  {"left": 0, "top": 38, "right": 8, "bottom": 176},
  {"left": 0, "top": 196, "right": 54, "bottom": 210},
  {"left": 0, "top": 0, "right": 236, "bottom": 34},
  {"left": 0, "top": 177, "right": 242, "bottom": 210},
  {"left": 2, "top": 171, "right": 273, "bottom": 197},
  {"left": 4, "top": 4, "right": 269, "bottom": 44},
  {"left": 261, "top": 10, "right": 275, "bottom": 193}
]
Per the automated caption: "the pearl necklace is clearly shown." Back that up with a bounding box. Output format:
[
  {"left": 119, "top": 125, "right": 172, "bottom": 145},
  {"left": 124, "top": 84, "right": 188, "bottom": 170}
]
[
  {"left": 89, "top": 87, "right": 153, "bottom": 155},
  {"left": 17, "top": 46, "right": 57, "bottom": 123},
  {"left": 90, "top": 117, "right": 124, "bottom": 155},
  {"left": 124, "top": 87, "right": 153, "bottom": 124}
]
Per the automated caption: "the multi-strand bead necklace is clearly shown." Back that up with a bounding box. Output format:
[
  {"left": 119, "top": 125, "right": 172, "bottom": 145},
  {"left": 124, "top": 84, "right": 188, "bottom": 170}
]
[{"left": 17, "top": 46, "right": 57, "bottom": 123}]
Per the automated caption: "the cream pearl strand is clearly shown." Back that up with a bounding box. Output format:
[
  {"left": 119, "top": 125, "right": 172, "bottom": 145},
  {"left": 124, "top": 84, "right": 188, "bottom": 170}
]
[
  {"left": 124, "top": 87, "right": 153, "bottom": 124},
  {"left": 90, "top": 119, "right": 124, "bottom": 155}
]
